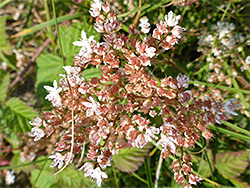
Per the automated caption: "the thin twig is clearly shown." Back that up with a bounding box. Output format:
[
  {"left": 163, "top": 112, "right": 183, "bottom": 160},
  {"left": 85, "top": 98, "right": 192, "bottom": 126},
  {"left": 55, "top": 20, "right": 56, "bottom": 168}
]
[
  {"left": 132, "top": 0, "right": 141, "bottom": 28},
  {"left": 154, "top": 153, "right": 163, "bottom": 188}
]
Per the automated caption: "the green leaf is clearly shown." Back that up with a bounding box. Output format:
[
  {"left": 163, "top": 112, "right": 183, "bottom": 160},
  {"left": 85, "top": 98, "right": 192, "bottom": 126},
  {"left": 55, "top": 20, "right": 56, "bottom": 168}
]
[
  {"left": 10, "top": 151, "right": 35, "bottom": 173},
  {"left": 5, "top": 97, "right": 38, "bottom": 133},
  {"left": 31, "top": 168, "right": 58, "bottom": 188},
  {"left": 230, "top": 179, "right": 250, "bottom": 188},
  {"left": 0, "top": 72, "right": 9, "bottom": 102},
  {"left": 113, "top": 144, "right": 152, "bottom": 173},
  {"left": 31, "top": 156, "right": 92, "bottom": 188},
  {"left": 191, "top": 149, "right": 214, "bottom": 178},
  {"left": 35, "top": 53, "right": 64, "bottom": 99},
  {"left": 82, "top": 67, "right": 101, "bottom": 81},
  {"left": 0, "top": 15, "right": 13, "bottom": 55},
  {"left": 0, "top": 16, "right": 16, "bottom": 70},
  {"left": 58, "top": 165, "right": 92, "bottom": 188},
  {"left": 59, "top": 24, "right": 81, "bottom": 61},
  {"left": 215, "top": 151, "right": 249, "bottom": 179}
]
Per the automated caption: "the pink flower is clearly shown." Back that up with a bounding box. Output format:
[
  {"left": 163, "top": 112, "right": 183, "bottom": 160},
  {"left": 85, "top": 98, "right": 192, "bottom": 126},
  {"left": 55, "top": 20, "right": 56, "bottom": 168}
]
[{"left": 188, "top": 174, "right": 203, "bottom": 185}]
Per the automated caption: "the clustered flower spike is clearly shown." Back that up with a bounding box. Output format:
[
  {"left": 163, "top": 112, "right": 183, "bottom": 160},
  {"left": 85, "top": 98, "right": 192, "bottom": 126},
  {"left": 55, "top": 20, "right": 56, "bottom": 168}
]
[{"left": 29, "top": 1, "right": 242, "bottom": 187}]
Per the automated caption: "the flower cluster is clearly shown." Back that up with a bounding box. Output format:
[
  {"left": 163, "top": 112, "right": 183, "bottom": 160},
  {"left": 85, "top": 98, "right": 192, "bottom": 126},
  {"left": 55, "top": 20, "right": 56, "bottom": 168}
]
[
  {"left": 29, "top": 2, "right": 241, "bottom": 187},
  {"left": 197, "top": 21, "right": 249, "bottom": 85},
  {"left": 172, "top": 0, "right": 198, "bottom": 7}
]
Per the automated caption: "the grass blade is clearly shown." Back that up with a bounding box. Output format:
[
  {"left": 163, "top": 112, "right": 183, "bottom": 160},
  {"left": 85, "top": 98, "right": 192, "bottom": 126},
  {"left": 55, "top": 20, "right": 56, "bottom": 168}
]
[
  {"left": 11, "top": 12, "right": 86, "bottom": 38},
  {"left": 189, "top": 80, "right": 250, "bottom": 95},
  {"left": 208, "top": 125, "right": 250, "bottom": 143},
  {"left": 223, "top": 121, "right": 250, "bottom": 136},
  {"left": 144, "top": 158, "right": 153, "bottom": 188}
]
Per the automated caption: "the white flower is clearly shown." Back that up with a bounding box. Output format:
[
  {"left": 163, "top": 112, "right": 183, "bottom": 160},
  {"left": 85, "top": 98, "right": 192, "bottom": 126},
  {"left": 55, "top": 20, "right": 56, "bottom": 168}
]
[
  {"left": 165, "top": 11, "right": 181, "bottom": 27},
  {"left": 91, "top": 167, "right": 108, "bottom": 187},
  {"left": 29, "top": 117, "right": 43, "bottom": 127},
  {"left": 31, "top": 127, "right": 45, "bottom": 141},
  {"left": 73, "top": 30, "right": 95, "bottom": 56},
  {"left": 223, "top": 99, "right": 242, "bottom": 117},
  {"left": 139, "top": 16, "right": 151, "bottom": 33},
  {"left": 80, "top": 163, "right": 108, "bottom": 187},
  {"left": 89, "top": 0, "right": 102, "bottom": 17},
  {"left": 48, "top": 152, "right": 65, "bottom": 169},
  {"left": 82, "top": 97, "right": 100, "bottom": 117},
  {"left": 240, "top": 56, "right": 250, "bottom": 72},
  {"left": 172, "top": 26, "right": 184, "bottom": 39},
  {"left": 79, "top": 162, "right": 95, "bottom": 176},
  {"left": 63, "top": 66, "right": 81, "bottom": 75},
  {"left": 44, "top": 80, "right": 62, "bottom": 107},
  {"left": 144, "top": 46, "right": 156, "bottom": 58},
  {"left": 157, "top": 133, "right": 177, "bottom": 155},
  {"left": 5, "top": 170, "right": 15, "bottom": 185},
  {"left": 145, "top": 126, "right": 160, "bottom": 141},
  {"left": 176, "top": 75, "right": 189, "bottom": 88}
]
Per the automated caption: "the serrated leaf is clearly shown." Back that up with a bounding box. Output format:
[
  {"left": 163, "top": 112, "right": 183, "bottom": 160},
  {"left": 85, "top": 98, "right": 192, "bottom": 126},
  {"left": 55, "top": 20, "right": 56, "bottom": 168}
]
[
  {"left": 10, "top": 151, "right": 35, "bottom": 173},
  {"left": 82, "top": 67, "right": 101, "bottom": 81},
  {"left": 35, "top": 54, "right": 64, "bottom": 99},
  {"left": 113, "top": 144, "right": 152, "bottom": 173},
  {"left": 31, "top": 156, "right": 92, "bottom": 188},
  {"left": 215, "top": 151, "right": 249, "bottom": 179},
  {"left": 191, "top": 149, "right": 214, "bottom": 178},
  {"left": 5, "top": 97, "right": 38, "bottom": 132},
  {"left": 59, "top": 20, "right": 100, "bottom": 64},
  {"left": 31, "top": 168, "right": 58, "bottom": 188},
  {"left": 230, "top": 179, "right": 250, "bottom": 188},
  {"left": 59, "top": 23, "right": 81, "bottom": 61},
  {"left": 0, "top": 72, "right": 9, "bottom": 102},
  {"left": 59, "top": 165, "right": 92, "bottom": 188}
]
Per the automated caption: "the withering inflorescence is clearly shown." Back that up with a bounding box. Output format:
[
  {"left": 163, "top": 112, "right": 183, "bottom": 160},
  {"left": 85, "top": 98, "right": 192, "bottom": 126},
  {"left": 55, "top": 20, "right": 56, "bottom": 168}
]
[{"left": 29, "top": 1, "right": 241, "bottom": 187}]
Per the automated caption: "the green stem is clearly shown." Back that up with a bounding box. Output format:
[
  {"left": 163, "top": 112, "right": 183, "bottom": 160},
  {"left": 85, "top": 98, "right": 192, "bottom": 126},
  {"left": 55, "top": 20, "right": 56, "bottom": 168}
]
[
  {"left": 44, "top": 0, "right": 55, "bottom": 45},
  {"left": 0, "top": 159, "right": 46, "bottom": 170},
  {"left": 189, "top": 80, "right": 250, "bottom": 95},
  {"left": 223, "top": 121, "right": 250, "bottom": 136},
  {"left": 16, "top": 0, "right": 35, "bottom": 48},
  {"left": 112, "top": 164, "right": 119, "bottom": 188},
  {"left": 144, "top": 158, "right": 153, "bottom": 188},
  {"left": 0, "top": 0, "right": 12, "bottom": 9},
  {"left": 51, "top": 0, "right": 65, "bottom": 65},
  {"left": 131, "top": 172, "right": 148, "bottom": 184},
  {"left": 209, "top": 124, "right": 250, "bottom": 143}
]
